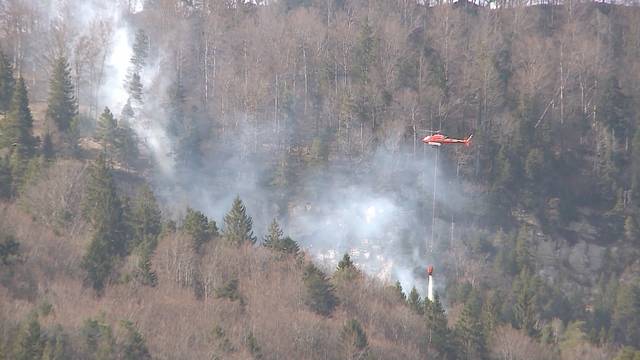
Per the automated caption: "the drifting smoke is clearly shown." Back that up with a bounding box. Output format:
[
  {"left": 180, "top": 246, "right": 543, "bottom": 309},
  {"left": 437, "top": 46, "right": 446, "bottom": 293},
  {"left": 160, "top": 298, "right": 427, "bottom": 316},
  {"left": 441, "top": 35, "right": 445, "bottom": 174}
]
[{"left": 61, "top": 1, "right": 468, "bottom": 295}]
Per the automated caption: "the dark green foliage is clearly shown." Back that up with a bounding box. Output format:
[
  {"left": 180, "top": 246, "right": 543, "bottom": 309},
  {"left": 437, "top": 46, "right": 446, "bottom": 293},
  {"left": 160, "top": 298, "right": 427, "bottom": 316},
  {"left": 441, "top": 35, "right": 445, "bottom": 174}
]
[
  {"left": 0, "top": 234, "right": 20, "bottom": 265},
  {"left": 337, "top": 253, "right": 355, "bottom": 271},
  {"left": 393, "top": 281, "right": 406, "bottom": 301},
  {"left": 120, "top": 99, "right": 134, "bottom": 124},
  {"left": 599, "top": 76, "right": 633, "bottom": 140},
  {"left": 514, "top": 226, "right": 533, "bottom": 273},
  {"left": 222, "top": 196, "right": 256, "bottom": 246},
  {"left": 302, "top": 263, "right": 338, "bottom": 316},
  {"left": 455, "top": 300, "right": 488, "bottom": 360},
  {"left": 136, "top": 245, "right": 158, "bottom": 287},
  {"left": 335, "top": 253, "right": 360, "bottom": 282},
  {"left": 425, "top": 294, "right": 454, "bottom": 358},
  {"left": 183, "top": 207, "right": 217, "bottom": 252},
  {"left": 81, "top": 155, "right": 128, "bottom": 292},
  {"left": 42, "top": 325, "right": 70, "bottom": 360},
  {"left": 130, "top": 29, "right": 149, "bottom": 73},
  {"left": 340, "top": 319, "right": 369, "bottom": 360},
  {"left": 614, "top": 347, "right": 640, "bottom": 360},
  {"left": 166, "top": 74, "right": 185, "bottom": 138},
  {"left": 42, "top": 132, "right": 54, "bottom": 161},
  {"left": 262, "top": 218, "right": 284, "bottom": 248},
  {"left": 512, "top": 269, "right": 539, "bottom": 337},
  {"left": 113, "top": 123, "right": 138, "bottom": 165},
  {"left": 488, "top": 145, "right": 514, "bottom": 224},
  {"left": 211, "top": 325, "right": 236, "bottom": 354},
  {"left": 612, "top": 282, "right": 640, "bottom": 346},
  {"left": 215, "top": 279, "right": 241, "bottom": 301},
  {"left": 524, "top": 148, "right": 545, "bottom": 183},
  {"left": 2, "top": 77, "right": 35, "bottom": 157},
  {"left": 0, "top": 51, "right": 14, "bottom": 113},
  {"left": 245, "top": 331, "right": 262, "bottom": 359},
  {"left": 81, "top": 317, "right": 115, "bottom": 360},
  {"left": 127, "top": 73, "right": 143, "bottom": 104},
  {"left": 121, "top": 320, "right": 151, "bottom": 360},
  {"left": 131, "top": 185, "right": 162, "bottom": 251},
  {"left": 262, "top": 219, "right": 300, "bottom": 257},
  {"left": 353, "top": 19, "right": 377, "bottom": 85},
  {"left": 46, "top": 57, "right": 77, "bottom": 132},
  {"left": 407, "top": 286, "right": 423, "bottom": 315},
  {"left": 0, "top": 155, "right": 11, "bottom": 199},
  {"left": 96, "top": 107, "right": 117, "bottom": 148},
  {"left": 13, "top": 314, "right": 43, "bottom": 360}
]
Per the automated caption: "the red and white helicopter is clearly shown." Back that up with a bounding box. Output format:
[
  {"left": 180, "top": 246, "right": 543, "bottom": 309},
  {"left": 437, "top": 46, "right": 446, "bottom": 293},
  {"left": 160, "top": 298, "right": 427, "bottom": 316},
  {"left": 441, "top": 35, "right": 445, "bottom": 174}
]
[{"left": 421, "top": 131, "right": 473, "bottom": 147}]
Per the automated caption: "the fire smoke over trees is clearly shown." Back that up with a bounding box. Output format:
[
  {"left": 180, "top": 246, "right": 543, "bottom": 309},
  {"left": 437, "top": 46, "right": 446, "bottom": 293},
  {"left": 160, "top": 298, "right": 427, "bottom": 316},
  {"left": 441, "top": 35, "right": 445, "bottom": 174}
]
[{"left": 2, "top": 0, "right": 640, "bottom": 358}]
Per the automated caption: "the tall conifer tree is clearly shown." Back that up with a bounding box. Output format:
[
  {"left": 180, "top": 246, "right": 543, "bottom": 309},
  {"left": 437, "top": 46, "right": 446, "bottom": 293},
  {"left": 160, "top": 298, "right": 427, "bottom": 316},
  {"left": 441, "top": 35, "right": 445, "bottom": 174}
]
[
  {"left": 222, "top": 196, "right": 256, "bottom": 246},
  {"left": 46, "top": 57, "right": 77, "bottom": 132},
  {"left": 81, "top": 155, "right": 127, "bottom": 292},
  {"left": 0, "top": 50, "right": 14, "bottom": 114}
]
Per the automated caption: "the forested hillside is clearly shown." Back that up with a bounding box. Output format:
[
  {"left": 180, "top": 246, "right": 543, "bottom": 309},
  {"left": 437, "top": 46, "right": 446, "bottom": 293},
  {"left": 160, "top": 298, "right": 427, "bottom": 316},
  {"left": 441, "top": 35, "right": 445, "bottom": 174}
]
[{"left": 1, "top": 0, "right": 640, "bottom": 359}]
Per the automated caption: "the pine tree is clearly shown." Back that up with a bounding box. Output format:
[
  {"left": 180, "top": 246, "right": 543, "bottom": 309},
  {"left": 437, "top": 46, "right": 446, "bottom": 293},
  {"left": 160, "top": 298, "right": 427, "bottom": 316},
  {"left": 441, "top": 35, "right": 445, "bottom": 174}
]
[
  {"left": 222, "top": 196, "right": 256, "bottom": 246},
  {"left": 263, "top": 219, "right": 299, "bottom": 256},
  {"left": 425, "top": 294, "right": 454, "bottom": 359},
  {"left": 13, "top": 314, "right": 43, "bottom": 360},
  {"left": 42, "top": 132, "right": 54, "bottom": 161},
  {"left": 340, "top": 319, "right": 369, "bottom": 360},
  {"left": 263, "top": 218, "right": 284, "bottom": 248},
  {"left": 136, "top": 244, "right": 158, "bottom": 287},
  {"left": 81, "top": 317, "right": 115, "bottom": 360},
  {"left": 113, "top": 122, "right": 139, "bottom": 165},
  {"left": 96, "top": 107, "right": 117, "bottom": 149},
  {"left": 614, "top": 347, "right": 640, "bottom": 360},
  {"left": 46, "top": 57, "right": 77, "bottom": 132},
  {"left": 354, "top": 19, "right": 377, "bottom": 85},
  {"left": 121, "top": 321, "right": 151, "bottom": 360},
  {"left": 0, "top": 234, "right": 20, "bottom": 265},
  {"left": 612, "top": 282, "right": 640, "bottom": 346},
  {"left": 624, "top": 216, "right": 638, "bottom": 243},
  {"left": 514, "top": 225, "right": 533, "bottom": 273},
  {"left": 130, "top": 29, "right": 149, "bottom": 73},
  {"left": 599, "top": 76, "right": 633, "bottom": 141},
  {"left": 214, "top": 279, "right": 241, "bottom": 301},
  {"left": 335, "top": 253, "right": 360, "bottom": 282},
  {"left": 41, "top": 326, "right": 69, "bottom": 360},
  {"left": 407, "top": 286, "right": 423, "bottom": 315},
  {"left": 120, "top": 99, "right": 134, "bottom": 124},
  {"left": 512, "top": 268, "right": 538, "bottom": 337},
  {"left": 166, "top": 73, "right": 185, "bottom": 138},
  {"left": 455, "top": 300, "right": 488, "bottom": 360},
  {"left": 393, "top": 281, "right": 406, "bottom": 301},
  {"left": 245, "top": 331, "right": 263, "bottom": 359},
  {"left": 131, "top": 185, "right": 162, "bottom": 251},
  {"left": 81, "top": 155, "right": 127, "bottom": 293},
  {"left": 303, "top": 263, "right": 338, "bottom": 316},
  {"left": 183, "top": 207, "right": 217, "bottom": 252},
  {"left": 0, "top": 156, "right": 11, "bottom": 199},
  {"left": 337, "top": 253, "right": 355, "bottom": 271},
  {"left": 0, "top": 50, "right": 14, "bottom": 114},
  {"left": 2, "top": 77, "right": 35, "bottom": 155},
  {"left": 127, "top": 72, "right": 143, "bottom": 104}
]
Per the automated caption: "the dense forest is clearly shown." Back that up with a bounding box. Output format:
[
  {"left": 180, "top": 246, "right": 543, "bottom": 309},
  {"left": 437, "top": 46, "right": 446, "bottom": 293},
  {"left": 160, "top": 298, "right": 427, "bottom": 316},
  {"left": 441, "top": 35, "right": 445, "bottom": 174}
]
[{"left": 1, "top": 0, "right": 640, "bottom": 358}]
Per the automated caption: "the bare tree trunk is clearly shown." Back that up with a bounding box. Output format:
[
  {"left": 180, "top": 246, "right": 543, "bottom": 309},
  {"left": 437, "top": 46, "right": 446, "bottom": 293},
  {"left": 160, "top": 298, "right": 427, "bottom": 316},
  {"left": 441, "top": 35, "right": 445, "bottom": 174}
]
[
  {"left": 303, "top": 44, "right": 308, "bottom": 115},
  {"left": 560, "top": 42, "right": 564, "bottom": 126},
  {"left": 274, "top": 74, "right": 279, "bottom": 134}
]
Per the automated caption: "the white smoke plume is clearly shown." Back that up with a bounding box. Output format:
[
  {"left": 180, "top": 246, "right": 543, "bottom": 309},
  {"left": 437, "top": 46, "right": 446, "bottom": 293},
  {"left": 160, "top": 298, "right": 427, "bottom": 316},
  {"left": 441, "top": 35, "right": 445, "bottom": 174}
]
[{"left": 60, "top": 1, "right": 468, "bottom": 297}]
